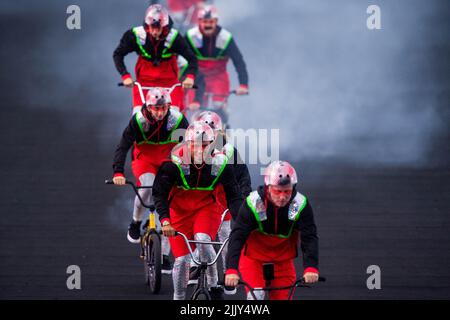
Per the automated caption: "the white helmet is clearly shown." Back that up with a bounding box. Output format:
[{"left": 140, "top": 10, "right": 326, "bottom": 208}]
[
  {"left": 185, "top": 121, "right": 215, "bottom": 143},
  {"left": 195, "top": 111, "right": 223, "bottom": 131},
  {"left": 197, "top": 4, "right": 219, "bottom": 20},
  {"left": 144, "top": 4, "right": 170, "bottom": 28},
  {"left": 264, "top": 161, "right": 298, "bottom": 187},
  {"left": 145, "top": 88, "right": 171, "bottom": 107}
]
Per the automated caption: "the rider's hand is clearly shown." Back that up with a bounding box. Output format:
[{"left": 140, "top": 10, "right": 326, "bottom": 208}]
[
  {"left": 123, "top": 77, "right": 134, "bottom": 88},
  {"left": 225, "top": 274, "right": 240, "bottom": 287},
  {"left": 236, "top": 85, "right": 249, "bottom": 95},
  {"left": 188, "top": 101, "right": 201, "bottom": 110},
  {"left": 162, "top": 222, "right": 176, "bottom": 237},
  {"left": 182, "top": 76, "right": 195, "bottom": 89},
  {"left": 304, "top": 272, "right": 319, "bottom": 284},
  {"left": 113, "top": 175, "right": 126, "bottom": 186}
]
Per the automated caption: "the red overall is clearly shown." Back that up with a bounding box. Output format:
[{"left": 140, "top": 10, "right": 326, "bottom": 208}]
[
  {"left": 133, "top": 55, "right": 185, "bottom": 111},
  {"left": 199, "top": 59, "right": 230, "bottom": 103},
  {"left": 214, "top": 185, "right": 232, "bottom": 222},
  {"left": 166, "top": 146, "right": 223, "bottom": 258},
  {"left": 239, "top": 231, "right": 299, "bottom": 300},
  {"left": 131, "top": 143, "right": 175, "bottom": 186},
  {"left": 187, "top": 59, "right": 230, "bottom": 105}
]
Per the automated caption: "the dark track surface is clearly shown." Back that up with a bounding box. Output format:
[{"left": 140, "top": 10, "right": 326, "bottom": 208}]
[{"left": 1, "top": 0, "right": 449, "bottom": 300}]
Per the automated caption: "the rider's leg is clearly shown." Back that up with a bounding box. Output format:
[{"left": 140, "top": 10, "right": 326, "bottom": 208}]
[
  {"left": 269, "top": 260, "right": 296, "bottom": 300},
  {"left": 192, "top": 205, "right": 222, "bottom": 290},
  {"left": 217, "top": 219, "right": 231, "bottom": 271},
  {"left": 172, "top": 254, "right": 190, "bottom": 300},
  {"left": 132, "top": 172, "right": 155, "bottom": 222},
  {"left": 239, "top": 254, "right": 266, "bottom": 300},
  {"left": 194, "top": 233, "right": 218, "bottom": 289},
  {"left": 125, "top": 164, "right": 154, "bottom": 243},
  {"left": 167, "top": 207, "right": 196, "bottom": 300}
]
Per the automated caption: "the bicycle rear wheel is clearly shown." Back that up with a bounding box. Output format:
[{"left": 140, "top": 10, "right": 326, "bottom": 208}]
[{"left": 143, "top": 231, "right": 162, "bottom": 294}]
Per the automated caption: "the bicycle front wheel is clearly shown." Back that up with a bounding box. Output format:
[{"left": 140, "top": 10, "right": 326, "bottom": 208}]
[{"left": 143, "top": 231, "right": 162, "bottom": 294}]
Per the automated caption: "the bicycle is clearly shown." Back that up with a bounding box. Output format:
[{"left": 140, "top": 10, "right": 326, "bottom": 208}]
[
  {"left": 220, "top": 263, "right": 326, "bottom": 300},
  {"left": 175, "top": 230, "right": 229, "bottom": 300},
  {"left": 105, "top": 179, "right": 162, "bottom": 294}
]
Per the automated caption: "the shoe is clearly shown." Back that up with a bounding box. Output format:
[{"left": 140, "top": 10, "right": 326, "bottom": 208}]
[
  {"left": 209, "top": 286, "right": 224, "bottom": 300},
  {"left": 188, "top": 266, "right": 199, "bottom": 286},
  {"left": 127, "top": 220, "right": 141, "bottom": 244},
  {"left": 161, "top": 255, "right": 173, "bottom": 275}
]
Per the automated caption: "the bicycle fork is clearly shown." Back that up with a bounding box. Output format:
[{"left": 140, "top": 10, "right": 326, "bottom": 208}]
[{"left": 140, "top": 210, "right": 157, "bottom": 259}]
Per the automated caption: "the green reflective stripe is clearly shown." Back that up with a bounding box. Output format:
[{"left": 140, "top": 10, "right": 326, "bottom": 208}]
[
  {"left": 132, "top": 28, "right": 152, "bottom": 59},
  {"left": 179, "top": 63, "right": 189, "bottom": 78},
  {"left": 246, "top": 196, "right": 265, "bottom": 233},
  {"left": 281, "top": 196, "right": 307, "bottom": 238},
  {"left": 174, "top": 163, "right": 191, "bottom": 190},
  {"left": 224, "top": 145, "right": 234, "bottom": 159},
  {"left": 135, "top": 112, "right": 147, "bottom": 141},
  {"left": 246, "top": 193, "right": 307, "bottom": 238},
  {"left": 174, "top": 155, "right": 228, "bottom": 191},
  {"left": 135, "top": 112, "right": 183, "bottom": 145},
  {"left": 208, "top": 155, "right": 229, "bottom": 188},
  {"left": 170, "top": 112, "right": 184, "bottom": 133},
  {"left": 197, "top": 56, "right": 227, "bottom": 61},
  {"left": 165, "top": 29, "right": 178, "bottom": 48},
  {"left": 137, "top": 140, "right": 178, "bottom": 145},
  {"left": 161, "top": 52, "right": 175, "bottom": 58},
  {"left": 187, "top": 32, "right": 204, "bottom": 58},
  {"left": 161, "top": 30, "right": 178, "bottom": 58},
  {"left": 217, "top": 35, "right": 233, "bottom": 57}
]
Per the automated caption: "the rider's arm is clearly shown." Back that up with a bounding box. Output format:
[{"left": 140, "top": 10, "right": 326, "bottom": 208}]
[
  {"left": 171, "top": 34, "right": 198, "bottom": 80},
  {"left": 113, "top": 30, "right": 137, "bottom": 80},
  {"left": 112, "top": 118, "right": 138, "bottom": 176},
  {"left": 152, "top": 161, "right": 179, "bottom": 224},
  {"left": 233, "top": 148, "right": 252, "bottom": 197},
  {"left": 219, "top": 164, "right": 244, "bottom": 219},
  {"left": 225, "top": 202, "right": 258, "bottom": 273},
  {"left": 295, "top": 201, "right": 319, "bottom": 273},
  {"left": 226, "top": 38, "right": 249, "bottom": 87}
]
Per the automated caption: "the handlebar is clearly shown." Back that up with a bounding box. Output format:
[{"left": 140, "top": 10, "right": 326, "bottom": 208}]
[
  {"left": 105, "top": 179, "right": 155, "bottom": 211},
  {"left": 218, "top": 276, "right": 326, "bottom": 300},
  {"left": 118, "top": 81, "right": 198, "bottom": 90},
  {"left": 174, "top": 230, "right": 229, "bottom": 267},
  {"left": 118, "top": 81, "right": 197, "bottom": 105}
]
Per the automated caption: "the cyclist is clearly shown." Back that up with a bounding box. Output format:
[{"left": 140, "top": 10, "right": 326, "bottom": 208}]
[
  {"left": 224, "top": 161, "right": 319, "bottom": 300},
  {"left": 184, "top": 5, "right": 249, "bottom": 112},
  {"left": 152, "top": 122, "right": 243, "bottom": 300},
  {"left": 188, "top": 111, "right": 251, "bottom": 284},
  {"left": 112, "top": 88, "right": 189, "bottom": 273},
  {"left": 113, "top": 4, "right": 198, "bottom": 114}
]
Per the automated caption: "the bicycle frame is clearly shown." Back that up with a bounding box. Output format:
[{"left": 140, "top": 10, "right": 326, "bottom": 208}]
[{"left": 175, "top": 231, "right": 229, "bottom": 300}]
